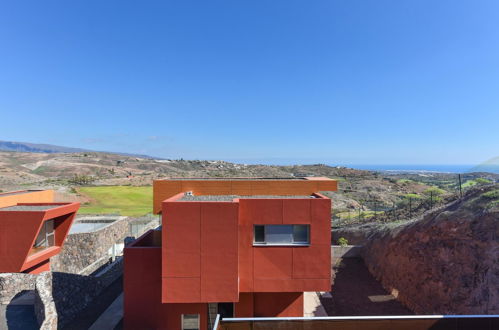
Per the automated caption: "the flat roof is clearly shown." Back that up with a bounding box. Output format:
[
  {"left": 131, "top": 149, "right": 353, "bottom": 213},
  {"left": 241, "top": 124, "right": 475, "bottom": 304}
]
[
  {"left": 0, "top": 205, "right": 59, "bottom": 211},
  {"left": 180, "top": 195, "right": 317, "bottom": 201},
  {"left": 0, "top": 190, "right": 44, "bottom": 197}
]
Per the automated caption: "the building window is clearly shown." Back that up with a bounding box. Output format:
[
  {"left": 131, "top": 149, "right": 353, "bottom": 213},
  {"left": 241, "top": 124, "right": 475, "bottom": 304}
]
[
  {"left": 34, "top": 220, "right": 55, "bottom": 249},
  {"left": 253, "top": 225, "right": 310, "bottom": 246},
  {"left": 181, "top": 314, "right": 199, "bottom": 330}
]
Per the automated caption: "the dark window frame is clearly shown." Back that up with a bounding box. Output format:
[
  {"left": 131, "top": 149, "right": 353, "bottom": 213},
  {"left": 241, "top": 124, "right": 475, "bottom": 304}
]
[{"left": 253, "top": 224, "right": 310, "bottom": 246}]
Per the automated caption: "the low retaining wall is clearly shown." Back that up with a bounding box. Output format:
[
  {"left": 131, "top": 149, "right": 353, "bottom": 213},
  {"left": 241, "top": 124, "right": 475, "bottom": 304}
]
[
  {"left": 331, "top": 245, "right": 362, "bottom": 263},
  {"left": 1, "top": 258, "right": 124, "bottom": 328},
  {"left": 53, "top": 258, "right": 124, "bottom": 327},
  {"left": 51, "top": 215, "right": 159, "bottom": 275},
  {"left": 51, "top": 216, "right": 128, "bottom": 274},
  {"left": 34, "top": 272, "right": 57, "bottom": 330}
]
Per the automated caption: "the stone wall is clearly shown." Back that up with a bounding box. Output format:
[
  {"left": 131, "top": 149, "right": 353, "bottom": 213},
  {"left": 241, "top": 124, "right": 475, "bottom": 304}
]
[
  {"left": 51, "top": 215, "right": 159, "bottom": 275},
  {"left": 0, "top": 272, "right": 36, "bottom": 305},
  {"left": 51, "top": 216, "right": 129, "bottom": 274},
  {"left": 1, "top": 258, "right": 124, "bottom": 328},
  {"left": 52, "top": 258, "right": 123, "bottom": 327},
  {"left": 34, "top": 272, "right": 57, "bottom": 330}
]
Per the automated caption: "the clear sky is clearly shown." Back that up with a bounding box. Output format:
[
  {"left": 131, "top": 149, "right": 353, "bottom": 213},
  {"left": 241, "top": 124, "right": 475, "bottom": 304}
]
[{"left": 1, "top": 1, "right": 498, "bottom": 165}]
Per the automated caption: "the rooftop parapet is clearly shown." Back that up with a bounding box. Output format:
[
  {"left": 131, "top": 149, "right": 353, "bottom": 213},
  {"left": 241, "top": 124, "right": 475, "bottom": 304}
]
[{"left": 153, "top": 177, "right": 337, "bottom": 213}]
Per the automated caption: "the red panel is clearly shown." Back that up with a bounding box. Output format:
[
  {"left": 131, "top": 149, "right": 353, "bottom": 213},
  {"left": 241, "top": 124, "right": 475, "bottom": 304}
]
[
  {"left": 53, "top": 213, "right": 77, "bottom": 246},
  {"left": 162, "top": 202, "right": 201, "bottom": 278},
  {"left": 0, "top": 211, "right": 44, "bottom": 272},
  {"left": 240, "top": 199, "right": 283, "bottom": 225},
  {"left": 124, "top": 242, "right": 208, "bottom": 330},
  {"left": 162, "top": 277, "right": 201, "bottom": 303},
  {"left": 22, "top": 247, "right": 60, "bottom": 272},
  {"left": 292, "top": 244, "right": 331, "bottom": 279},
  {"left": 254, "top": 292, "right": 304, "bottom": 317},
  {"left": 283, "top": 199, "right": 311, "bottom": 224},
  {"left": 124, "top": 246, "right": 163, "bottom": 330},
  {"left": 238, "top": 223, "right": 254, "bottom": 292},
  {"left": 311, "top": 198, "right": 332, "bottom": 245},
  {"left": 253, "top": 248, "right": 292, "bottom": 280},
  {"left": 200, "top": 203, "right": 238, "bottom": 302},
  {"left": 24, "top": 259, "right": 50, "bottom": 274},
  {"left": 253, "top": 278, "right": 331, "bottom": 292},
  {"left": 235, "top": 292, "right": 254, "bottom": 317},
  {"left": 238, "top": 201, "right": 254, "bottom": 292}
]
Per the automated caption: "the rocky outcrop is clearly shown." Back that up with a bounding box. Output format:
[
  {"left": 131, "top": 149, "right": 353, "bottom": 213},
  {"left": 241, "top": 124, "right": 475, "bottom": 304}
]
[{"left": 361, "top": 186, "right": 499, "bottom": 314}]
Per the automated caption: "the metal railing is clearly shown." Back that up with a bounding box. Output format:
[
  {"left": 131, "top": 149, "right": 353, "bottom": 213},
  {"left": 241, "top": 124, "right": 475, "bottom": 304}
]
[{"left": 216, "top": 315, "right": 499, "bottom": 330}]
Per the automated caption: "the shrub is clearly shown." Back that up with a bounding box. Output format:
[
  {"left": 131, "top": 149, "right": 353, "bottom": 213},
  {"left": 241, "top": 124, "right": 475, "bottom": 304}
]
[
  {"left": 423, "top": 186, "right": 446, "bottom": 196},
  {"left": 337, "top": 237, "right": 349, "bottom": 247},
  {"left": 483, "top": 189, "right": 499, "bottom": 199},
  {"left": 475, "top": 178, "right": 492, "bottom": 185},
  {"left": 404, "top": 193, "right": 422, "bottom": 200}
]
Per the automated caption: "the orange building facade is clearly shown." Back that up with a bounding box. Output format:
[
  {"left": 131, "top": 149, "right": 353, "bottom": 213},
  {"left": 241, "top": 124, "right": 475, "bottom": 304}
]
[
  {"left": 0, "top": 190, "right": 80, "bottom": 274},
  {"left": 125, "top": 178, "right": 337, "bottom": 330}
]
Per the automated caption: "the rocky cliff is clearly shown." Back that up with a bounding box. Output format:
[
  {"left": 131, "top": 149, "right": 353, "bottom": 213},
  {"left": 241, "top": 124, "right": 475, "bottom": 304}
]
[{"left": 361, "top": 185, "right": 499, "bottom": 314}]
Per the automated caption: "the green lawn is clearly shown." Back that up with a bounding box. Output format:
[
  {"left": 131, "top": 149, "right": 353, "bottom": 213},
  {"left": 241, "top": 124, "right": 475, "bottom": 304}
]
[{"left": 77, "top": 186, "right": 153, "bottom": 216}]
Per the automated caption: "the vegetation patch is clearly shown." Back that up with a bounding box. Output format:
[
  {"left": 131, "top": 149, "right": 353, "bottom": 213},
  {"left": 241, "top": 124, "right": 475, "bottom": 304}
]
[
  {"left": 337, "top": 237, "right": 349, "bottom": 246},
  {"left": 482, "top": 189, "right": 499, "bottom": 200},
  {"left": 77, "top": 186, "right": 153, "bottom": 216}
]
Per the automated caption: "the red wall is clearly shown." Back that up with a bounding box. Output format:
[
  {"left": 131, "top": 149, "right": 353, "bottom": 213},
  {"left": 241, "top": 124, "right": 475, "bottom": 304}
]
[
  {"left": 124, "top": 233, "right": 208, "bottom": 330},
  {"left": 162, "top": 201, "right": 239, "bottom": 303},
  {"left": 238, "top": 197, "right": 331, "bottom": 293},
  {"left": 235, "top": 292, "right": 304, "bottom": 317}
]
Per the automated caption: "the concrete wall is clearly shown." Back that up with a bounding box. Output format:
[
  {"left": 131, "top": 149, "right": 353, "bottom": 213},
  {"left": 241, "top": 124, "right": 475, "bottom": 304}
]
[{"left": 331, "top": 245, "right": 362, "bottom": 264}]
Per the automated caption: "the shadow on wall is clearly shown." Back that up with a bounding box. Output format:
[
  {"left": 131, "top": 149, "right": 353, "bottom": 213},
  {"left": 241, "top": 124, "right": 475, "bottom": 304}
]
[
  {"left": 5, "top": 291, "right": 38, "bottom": 330},
  {"left": 322, "top": 258, "right": 413, "bottom": 316},
  {"left": 4, "top": 261, "right": 123, "bottom": 329}
]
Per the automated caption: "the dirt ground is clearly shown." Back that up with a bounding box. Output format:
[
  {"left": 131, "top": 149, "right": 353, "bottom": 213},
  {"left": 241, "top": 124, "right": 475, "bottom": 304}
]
[{"left": 321, "top": 258, "right": 414, "bottom": 316}]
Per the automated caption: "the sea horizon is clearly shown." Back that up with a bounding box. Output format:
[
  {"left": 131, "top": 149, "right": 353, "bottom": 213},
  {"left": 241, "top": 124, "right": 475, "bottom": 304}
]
[{"left": 344, "top": 164, "right": 477, "bottom": 174}]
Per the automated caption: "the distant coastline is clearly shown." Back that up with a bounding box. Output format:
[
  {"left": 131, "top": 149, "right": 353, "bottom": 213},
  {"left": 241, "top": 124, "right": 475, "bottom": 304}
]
[{"left": 345, "top": 164, "right": 498, "bottom": 174}]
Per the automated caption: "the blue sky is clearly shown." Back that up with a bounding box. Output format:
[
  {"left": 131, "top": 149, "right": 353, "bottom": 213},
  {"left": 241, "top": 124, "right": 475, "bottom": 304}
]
[{"left": 1, "top": 1, "right": 498, "bottom": 165}]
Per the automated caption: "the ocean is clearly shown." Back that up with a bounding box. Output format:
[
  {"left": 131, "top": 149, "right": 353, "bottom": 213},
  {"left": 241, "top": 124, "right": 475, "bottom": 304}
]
[{"left": 344, "top": 164, "right": 498, "bottom": 174}]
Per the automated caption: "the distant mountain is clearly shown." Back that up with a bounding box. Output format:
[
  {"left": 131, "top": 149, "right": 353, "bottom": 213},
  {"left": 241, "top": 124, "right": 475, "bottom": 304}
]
[
  {"left": 0, "top": 140, "right": 157, "bottom": 159},
  {"left": 0, "top": 141, "right": 89, "bottom": 153}
]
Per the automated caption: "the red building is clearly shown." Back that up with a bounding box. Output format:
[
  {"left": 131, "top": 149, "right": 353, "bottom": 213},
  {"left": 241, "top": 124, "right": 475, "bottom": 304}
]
[
  {"left": 124, "top": 178, "right": 337, "bottom": 330},
  {"left": 0, "top": 190, "right": 80, "bottom": 274}
]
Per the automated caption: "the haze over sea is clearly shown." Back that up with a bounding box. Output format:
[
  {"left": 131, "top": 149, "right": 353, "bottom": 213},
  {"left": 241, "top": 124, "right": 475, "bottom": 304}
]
[
  {"left": 226, "top": 159, "right": 499, "bottom": 174},
  {"left": 346, "top": 164, "right": 480, "bottom": 174}
]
